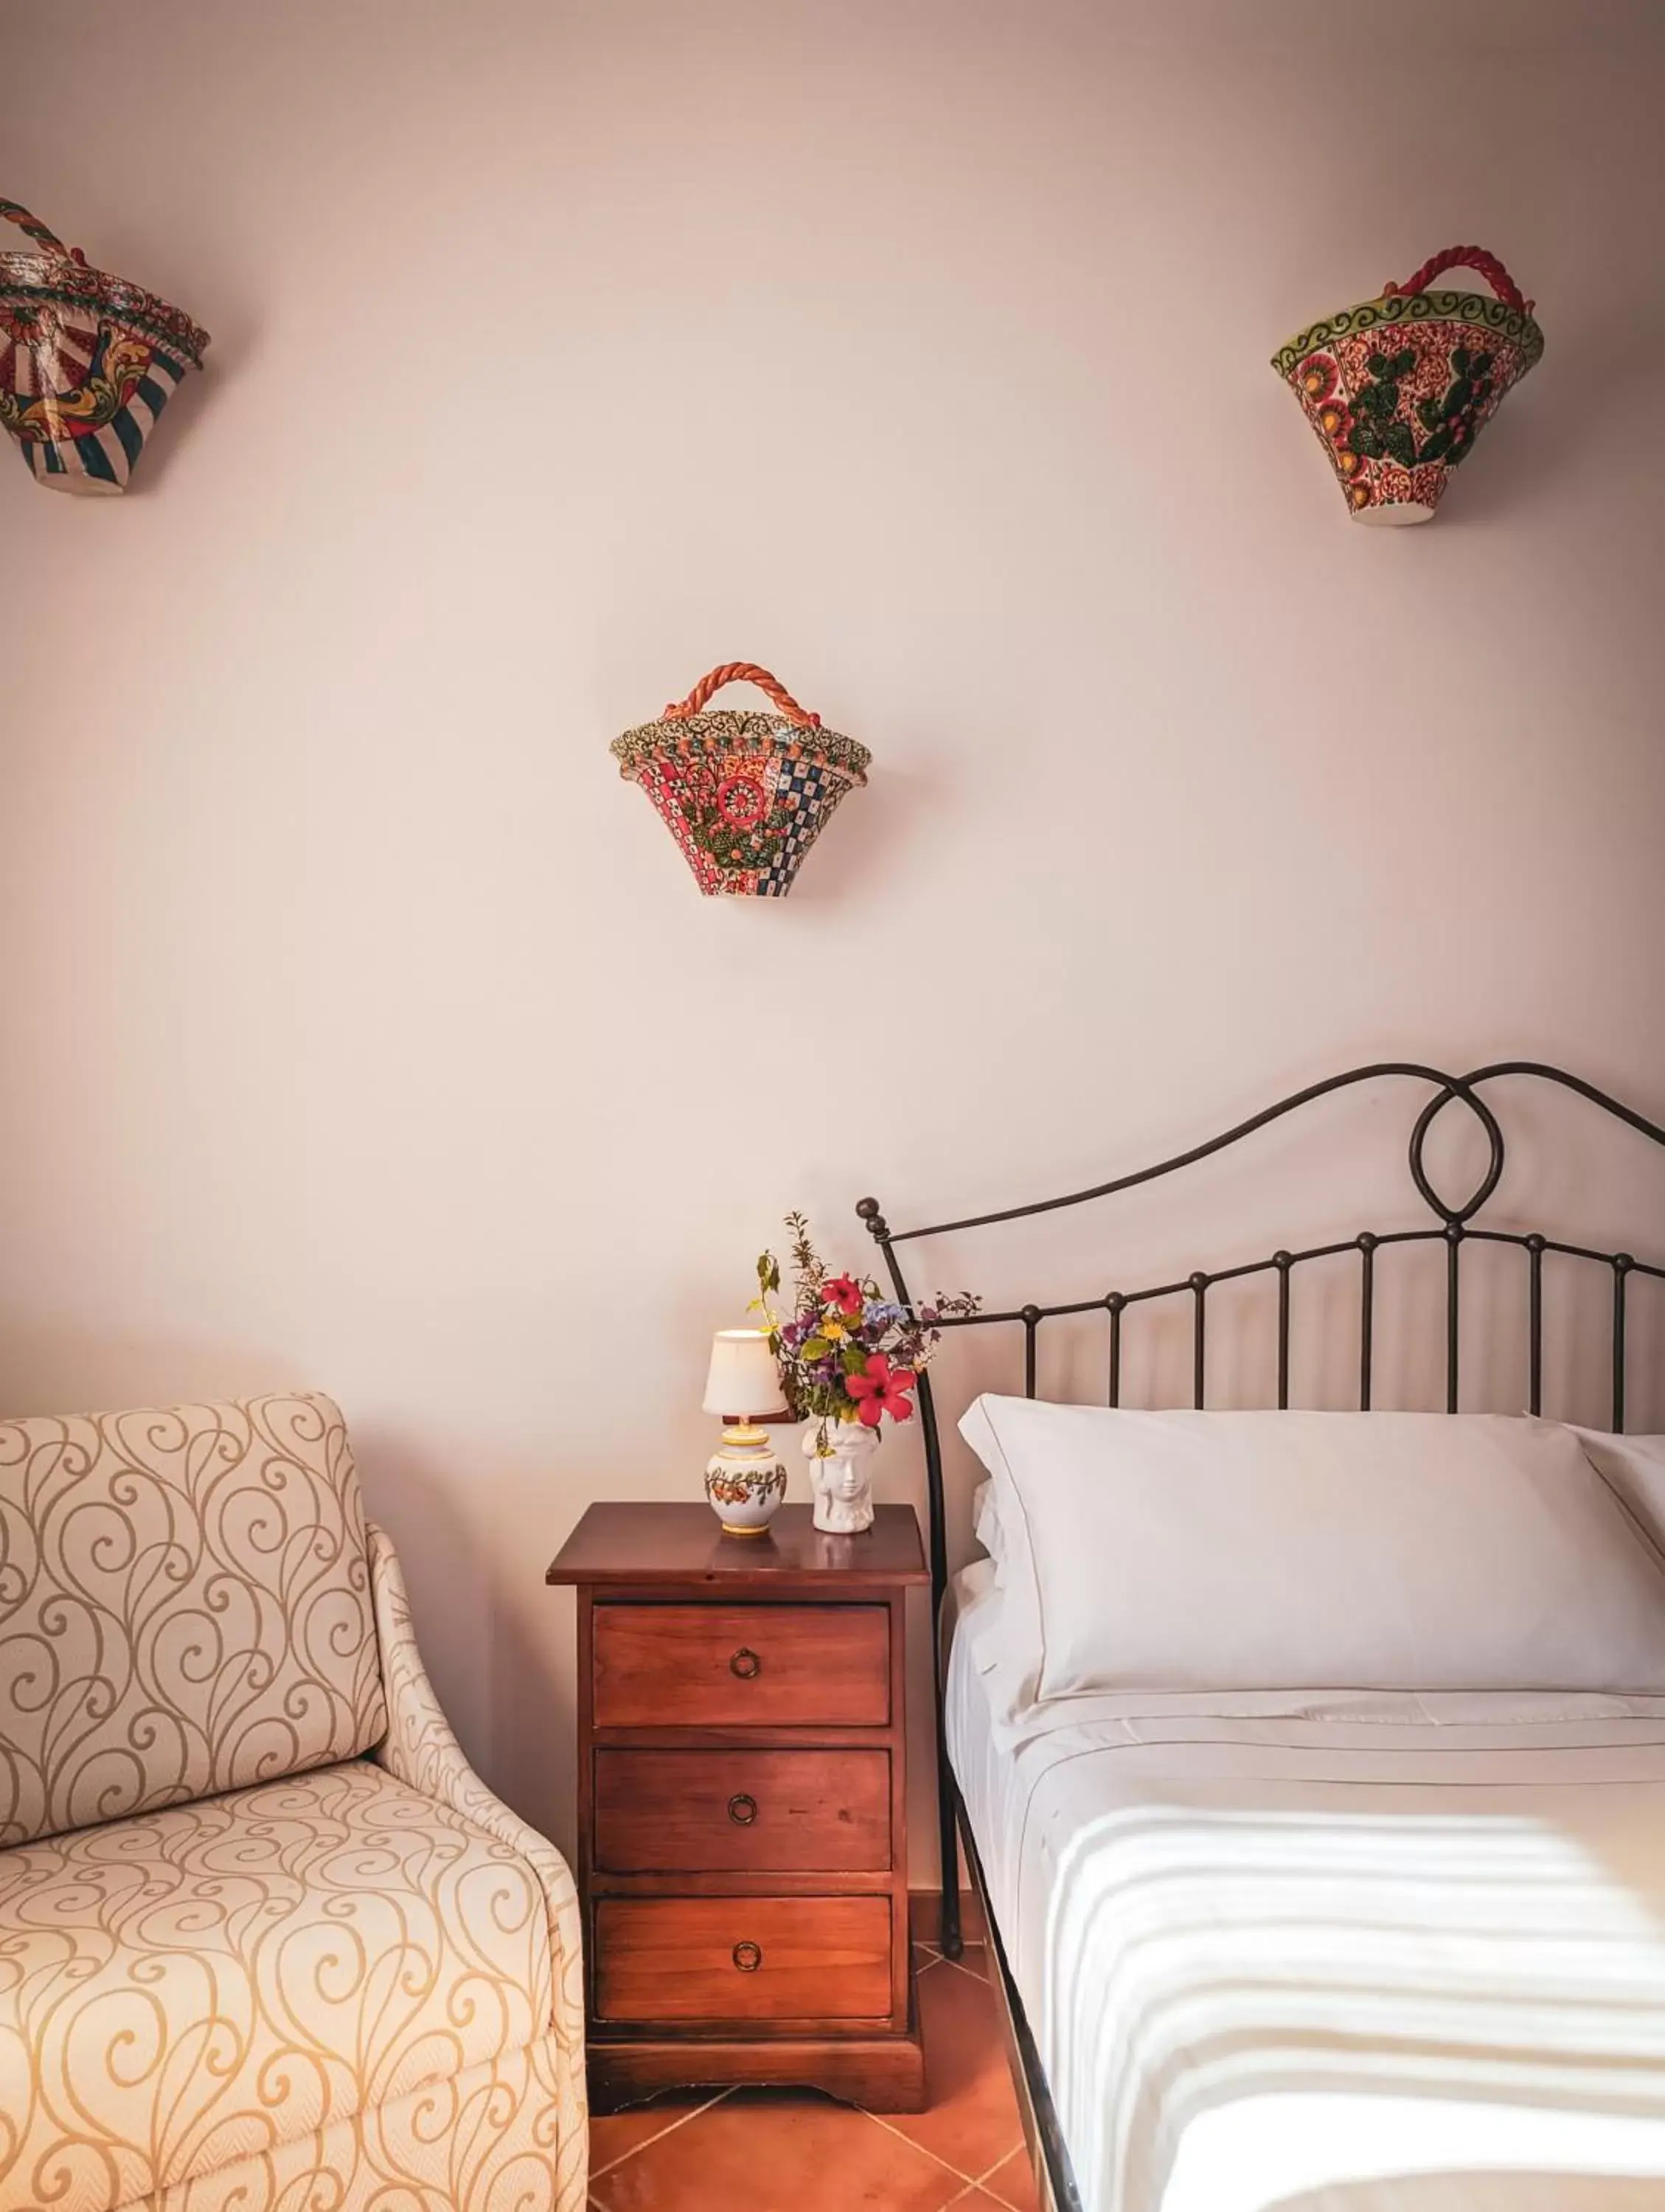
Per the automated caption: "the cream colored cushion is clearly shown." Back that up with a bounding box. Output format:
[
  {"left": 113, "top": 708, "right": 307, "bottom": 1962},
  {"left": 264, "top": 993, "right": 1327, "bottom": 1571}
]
[
  {"left": 0, "top": 1759, "right": 553, "bottom": 2212},
  {"left": 128, "top": 2044, "right": 566, "bottom": 2211},
  {"left": 960, "top": 1399, "right": 1665, "bottom": 1705},
  {"left": 0, "top": 1394, "right": 386, "bottom": 1846}
]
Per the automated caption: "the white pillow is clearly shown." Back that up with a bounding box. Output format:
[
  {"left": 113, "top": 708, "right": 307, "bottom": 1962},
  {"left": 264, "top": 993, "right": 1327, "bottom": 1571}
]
[
  {"left": 959, "top": 1398, "right": 1665, "bottom": 1707},
  {"left": 971, "top": 1476, "right": 1004, "bottom": 1579},
  {"left": 1568, "top": 1428, "right": 1665, "bottom": 1560}
]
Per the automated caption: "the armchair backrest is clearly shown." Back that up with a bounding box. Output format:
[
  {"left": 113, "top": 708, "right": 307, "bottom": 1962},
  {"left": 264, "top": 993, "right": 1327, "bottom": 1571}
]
[{"left": 0, "top": 1391, "right": 387, "bottom": 1847}]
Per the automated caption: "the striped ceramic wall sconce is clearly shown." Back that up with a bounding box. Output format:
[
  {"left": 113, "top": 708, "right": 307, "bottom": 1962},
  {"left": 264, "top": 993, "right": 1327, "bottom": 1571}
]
[{"left": 0, "top": 198, "right": 210, "bottom": 495}]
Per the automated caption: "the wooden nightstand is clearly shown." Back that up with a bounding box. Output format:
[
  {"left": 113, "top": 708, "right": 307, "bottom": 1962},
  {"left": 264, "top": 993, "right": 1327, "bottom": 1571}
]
[{"left": 546, "top": 1501, "right": 928, "bottom": 2112}]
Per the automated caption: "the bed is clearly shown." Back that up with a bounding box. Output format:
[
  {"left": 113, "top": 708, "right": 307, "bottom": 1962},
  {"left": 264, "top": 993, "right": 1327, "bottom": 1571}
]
[{"left": 855, "top": 1061, "right": 1665, "bottom": 2212}]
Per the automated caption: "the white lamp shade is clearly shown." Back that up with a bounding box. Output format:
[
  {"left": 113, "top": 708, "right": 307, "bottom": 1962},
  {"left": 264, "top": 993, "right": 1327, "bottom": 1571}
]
[{"left": 703, "top": 1329, "right": 788, "bottom": 1419}]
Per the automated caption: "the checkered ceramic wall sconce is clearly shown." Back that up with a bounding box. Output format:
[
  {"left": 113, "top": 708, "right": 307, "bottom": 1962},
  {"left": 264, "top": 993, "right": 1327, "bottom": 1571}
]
[
  {"left": 1273, "top": 245, "right": 1543, "bottom": 524},
  {"left": 610, "top": 663, "right": 870, "bottom": 898},
  {"left": 1, "top": 198, "right": 209, "bottom": 494}
]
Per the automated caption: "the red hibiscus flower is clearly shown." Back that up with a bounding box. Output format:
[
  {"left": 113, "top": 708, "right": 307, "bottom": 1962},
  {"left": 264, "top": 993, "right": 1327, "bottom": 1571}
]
[
  {"left": 846, "top": 1354, "right": 917, "bottom": 1427},
  {"left": 823, "top": 1274, "right": 863, "bottom": 1317}
]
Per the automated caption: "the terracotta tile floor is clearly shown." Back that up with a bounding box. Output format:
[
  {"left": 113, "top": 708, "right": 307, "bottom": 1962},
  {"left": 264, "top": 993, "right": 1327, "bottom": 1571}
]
[{"left": 587, "top": 1942, "right": 1038, "bottom": 2211}]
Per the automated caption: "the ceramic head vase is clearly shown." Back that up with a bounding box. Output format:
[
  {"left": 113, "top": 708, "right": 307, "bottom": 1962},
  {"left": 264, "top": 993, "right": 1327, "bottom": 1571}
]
[{"left": 803, "top": 1422, "right": 880, "bottom": 1535}]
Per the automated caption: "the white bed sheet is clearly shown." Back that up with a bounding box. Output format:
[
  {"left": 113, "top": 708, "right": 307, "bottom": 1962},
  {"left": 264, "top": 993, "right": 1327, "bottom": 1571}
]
[{"left": 946, "top": 1566, "right": 1665, "bottom": 2212}]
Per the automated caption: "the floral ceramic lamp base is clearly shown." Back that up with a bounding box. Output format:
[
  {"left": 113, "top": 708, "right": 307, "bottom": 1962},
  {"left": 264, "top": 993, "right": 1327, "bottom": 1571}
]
[
  {"left": 705, "top": 1429, "right": 788, "bottom": 1535},
  {"left": 804, "top": 1422, "right": 880, "bottom": 1535},
  {"left": 701, "top": 1329, "right": 790, "bottom": 1535}
]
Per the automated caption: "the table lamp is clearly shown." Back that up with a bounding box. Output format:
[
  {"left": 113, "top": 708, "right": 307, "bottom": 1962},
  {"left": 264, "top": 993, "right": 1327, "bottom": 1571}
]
[{"left": 703, "top": 1329, "right": 790, "bottom": 1535}]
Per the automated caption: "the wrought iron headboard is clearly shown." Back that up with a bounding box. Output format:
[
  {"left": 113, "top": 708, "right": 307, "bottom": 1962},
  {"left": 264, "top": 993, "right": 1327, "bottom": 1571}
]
[{"left": 855, "top": 1059, "right": 1665, "bottom": 1961}]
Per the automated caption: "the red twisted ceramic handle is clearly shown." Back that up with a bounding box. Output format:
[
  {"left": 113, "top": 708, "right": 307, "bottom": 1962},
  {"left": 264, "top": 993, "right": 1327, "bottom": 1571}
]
[
  {"left": 1383, "top": 246, "right": 1533, "bottom": 316},
  {"left": 0, "top": 199, "right": 83, "bottom": 262},
  {"left": 663, "top": 662, "right": 821, "bottom": 729}
]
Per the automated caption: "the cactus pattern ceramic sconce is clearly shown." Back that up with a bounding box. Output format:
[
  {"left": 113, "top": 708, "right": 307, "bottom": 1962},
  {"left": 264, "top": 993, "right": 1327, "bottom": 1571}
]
[{"left": 1273, "top": 245, "right": 1543, "bottom": 523}]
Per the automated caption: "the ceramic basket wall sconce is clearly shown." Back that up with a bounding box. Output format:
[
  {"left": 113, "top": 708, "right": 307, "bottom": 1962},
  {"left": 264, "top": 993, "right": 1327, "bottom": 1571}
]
[
  {"left": 1273, "top": 246, "right": 1543, "bottom": 524},
  {"left": 611, "top": 662, "right": 870, "bottom": 897},
  {"left": 0, "top": 198, "right": 209, "bottom": 495}
]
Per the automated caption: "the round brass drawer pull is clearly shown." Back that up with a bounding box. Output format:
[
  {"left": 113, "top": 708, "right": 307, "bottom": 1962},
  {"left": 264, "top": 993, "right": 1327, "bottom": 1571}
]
[
  {"left": 729, "top": 1646, "right": 762, "bottom": 1680},
  {"left": 727, "top": 1792, "right": 758, "bottom": 1826},
  {"left": 732, "top": 1940, "right": 762, "bottom": 1973}
]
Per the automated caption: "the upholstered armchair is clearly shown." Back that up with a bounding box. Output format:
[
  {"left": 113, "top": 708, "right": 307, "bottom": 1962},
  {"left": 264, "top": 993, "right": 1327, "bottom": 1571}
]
[{"left": 0, "top": 1393, "right": 586, "bottom": 2212}]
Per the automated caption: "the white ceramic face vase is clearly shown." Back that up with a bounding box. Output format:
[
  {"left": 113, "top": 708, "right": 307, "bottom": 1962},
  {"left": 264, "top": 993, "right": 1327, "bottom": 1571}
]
[{"left": 803, "top": 1420, "right": 880, "bottom": 1534}]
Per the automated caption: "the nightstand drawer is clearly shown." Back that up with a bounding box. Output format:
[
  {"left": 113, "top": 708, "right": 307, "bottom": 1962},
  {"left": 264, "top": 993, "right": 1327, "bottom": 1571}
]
[
  {"left": 594, "top": 1895, "right": 892, "bottom": 2023},
  {"left": 592, "top": 1602, "right": 889, "bottom": 1728},
  {"left": 594, "top": 1748, "right": 891, "bottom": 1872}
]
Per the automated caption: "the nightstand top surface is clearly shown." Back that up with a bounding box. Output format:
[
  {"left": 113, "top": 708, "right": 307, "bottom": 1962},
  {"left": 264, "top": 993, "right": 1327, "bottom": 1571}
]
[{"left": 545, "top": 1501, "right": 927, "bottom": 1586}]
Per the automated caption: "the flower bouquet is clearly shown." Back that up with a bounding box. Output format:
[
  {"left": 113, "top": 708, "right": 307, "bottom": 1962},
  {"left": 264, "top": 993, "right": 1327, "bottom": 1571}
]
[{"left": 755, "top": 1214, "right": 978, "bottom": 1532}]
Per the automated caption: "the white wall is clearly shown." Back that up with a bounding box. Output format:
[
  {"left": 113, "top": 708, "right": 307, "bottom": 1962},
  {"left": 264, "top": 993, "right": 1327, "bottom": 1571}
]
[{"left": 2, "top": 0, "right": 1664, "bottom": 1862}]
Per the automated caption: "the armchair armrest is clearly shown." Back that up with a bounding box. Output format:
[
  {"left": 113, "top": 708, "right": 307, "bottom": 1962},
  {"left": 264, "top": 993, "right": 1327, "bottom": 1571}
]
[{"left": 366, "top": 1522, "right": 586, "bottom": 2179}]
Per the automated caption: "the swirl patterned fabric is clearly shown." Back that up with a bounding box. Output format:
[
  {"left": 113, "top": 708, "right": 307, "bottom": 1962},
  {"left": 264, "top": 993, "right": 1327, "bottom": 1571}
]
[
  {"left": 0, "top": 1761, "right": 553, "bottom": 2211},
  {"left": 366, "top": 1522, "right": 586, "bottom": 2212},
  {"left": 0, "top": 1394, "right": 386, "bottom": 1847},
  {"left": 0, "top": 1394, "right": 586, "bottom": 2212},
  {"left": 138, "top": 2042, "right": 567, "bottom": 2211}
]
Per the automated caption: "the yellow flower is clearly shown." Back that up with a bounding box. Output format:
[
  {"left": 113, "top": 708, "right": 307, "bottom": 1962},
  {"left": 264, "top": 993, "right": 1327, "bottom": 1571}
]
[{"left": 821, "top": 1318, "right": 847, "bottom": 1340}]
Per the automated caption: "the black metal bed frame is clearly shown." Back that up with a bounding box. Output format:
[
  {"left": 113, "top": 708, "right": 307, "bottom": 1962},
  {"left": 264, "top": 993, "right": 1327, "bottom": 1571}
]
[{"left": 855, "top": 1060, "right": 1665, "bottom": 2212}]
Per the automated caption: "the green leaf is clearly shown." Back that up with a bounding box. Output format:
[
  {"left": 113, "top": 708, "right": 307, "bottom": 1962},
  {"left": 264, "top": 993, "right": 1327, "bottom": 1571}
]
[
  {"left": 1348, "top": 421, "right": 1385, "bottom": 461},
  {"left": 802, "top": 1337, "right": 832, "bottom": 1360},
  {"left": 1383, "top": 420, "right": 1417, "bottom": 468},
  {"left": 841, "top": 1347, "right": 866, "bottom": 1375}
]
